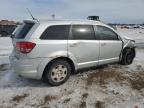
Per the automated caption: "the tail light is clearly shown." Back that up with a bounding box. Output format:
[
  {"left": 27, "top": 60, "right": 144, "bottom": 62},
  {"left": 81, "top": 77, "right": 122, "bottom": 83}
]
[{"left": 16, "top": 41, "right": 36, "bottom": 54}]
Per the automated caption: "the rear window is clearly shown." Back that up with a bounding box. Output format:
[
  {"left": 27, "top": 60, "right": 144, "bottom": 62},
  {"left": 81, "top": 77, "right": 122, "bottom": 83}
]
[
  {"left": 40, "top": 25, "right": 70, "bottom": 40},
  {"left": 14, "top": 22, "right": 34, "bottom": 39}
]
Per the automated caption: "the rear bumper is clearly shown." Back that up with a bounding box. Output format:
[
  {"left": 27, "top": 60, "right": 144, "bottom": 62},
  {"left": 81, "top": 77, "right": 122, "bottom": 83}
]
[{"left": 9, "top": 55, "right": 43, "bottom": 79}]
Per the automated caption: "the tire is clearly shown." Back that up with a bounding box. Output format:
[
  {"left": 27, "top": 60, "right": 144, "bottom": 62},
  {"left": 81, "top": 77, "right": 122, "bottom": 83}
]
[
  {"left": 44, "top": 59, "right": 71, "bottom": 86},
  {"left": 121, "top": 48, "right": 135, "bottom": 65},
  {"left": 1, "top": 31, "right": 8, "bottom": 37}
]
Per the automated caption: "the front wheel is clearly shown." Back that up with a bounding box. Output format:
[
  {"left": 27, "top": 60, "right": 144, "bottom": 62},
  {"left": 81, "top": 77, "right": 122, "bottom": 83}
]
[
  {"left": 44, "top": 59, "right": 71, "bottom": 86},
  {"left": 120, "top": 48, "right": 135, "bottom": 65}
]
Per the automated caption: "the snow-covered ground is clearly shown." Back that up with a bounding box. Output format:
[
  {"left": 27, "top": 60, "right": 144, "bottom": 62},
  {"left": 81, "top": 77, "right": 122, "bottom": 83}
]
[
  {"left": 117, "top": 28, "right": 144, "bottom": 44},
  {"left": 117, "top": 28, "right": 144, "bottom": 48},
  {"left": 0, "top": 37, "right": 12, "bottom": 64},
  {"left": 0, "top": 28, "right": 144, "bottom": 108}
]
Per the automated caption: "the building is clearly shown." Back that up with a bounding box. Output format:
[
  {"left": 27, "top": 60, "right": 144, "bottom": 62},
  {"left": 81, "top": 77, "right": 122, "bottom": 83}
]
[{"left": 0, "top": 20, "right": 17, "bottom": 37}]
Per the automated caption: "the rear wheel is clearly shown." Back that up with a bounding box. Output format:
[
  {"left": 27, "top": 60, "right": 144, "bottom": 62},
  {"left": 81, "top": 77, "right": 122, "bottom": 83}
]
[
  {"left": 121, "top": 48, "right": 135, "bottom": 65},
  {"left": 44, "top": 59, "right": 71, "bottom": 86}
]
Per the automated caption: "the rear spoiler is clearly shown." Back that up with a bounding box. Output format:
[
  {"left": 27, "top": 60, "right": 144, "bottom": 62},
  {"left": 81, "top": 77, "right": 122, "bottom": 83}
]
[{"left": 24, "top": 20, "right": 38, "bottom": 24}]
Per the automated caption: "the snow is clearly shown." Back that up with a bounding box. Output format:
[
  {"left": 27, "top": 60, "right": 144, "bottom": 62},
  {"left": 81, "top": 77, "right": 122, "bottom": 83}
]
[
  {"left": 117, "top": 28, "right": 144, "bottom": 44},
  {"left": 0, "top": 37, "right": 12, "bottom": 64},
  {"left": 0, "top": 28, "right": 144, "bottom": 108}
]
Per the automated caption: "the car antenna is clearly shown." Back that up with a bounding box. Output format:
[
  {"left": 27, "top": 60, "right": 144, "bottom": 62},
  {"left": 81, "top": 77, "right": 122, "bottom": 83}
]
[{"left": 26, "top": 8, "right": 39, "bottom": 23}]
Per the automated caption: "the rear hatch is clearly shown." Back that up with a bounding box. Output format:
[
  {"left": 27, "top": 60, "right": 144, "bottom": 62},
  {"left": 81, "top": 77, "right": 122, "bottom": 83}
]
[{"left": 11, "top": 20, "right": 36, "bottom": 58}]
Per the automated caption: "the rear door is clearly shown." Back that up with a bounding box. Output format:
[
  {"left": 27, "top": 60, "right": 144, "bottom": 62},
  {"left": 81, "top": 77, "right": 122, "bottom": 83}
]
[
  {"left": 39, "top": 25, "right": 70, "bottom": 58},
  {"left": 94, "top": 25, "right": 122, "bottom": 65},
  {"left": 68, "top": 25, "right": 100, "bottom": 68}
]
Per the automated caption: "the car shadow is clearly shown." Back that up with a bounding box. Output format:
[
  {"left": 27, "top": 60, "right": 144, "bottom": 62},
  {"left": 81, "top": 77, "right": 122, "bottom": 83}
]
[
  {"left": 0, "top": 70, "right": 52, "bottom": 88},
  {"left": 73, "top": 64, "right": 114, "bottom": 75},
  {"left": 0, "top": 63, "right": 119, "bottom": 88}
]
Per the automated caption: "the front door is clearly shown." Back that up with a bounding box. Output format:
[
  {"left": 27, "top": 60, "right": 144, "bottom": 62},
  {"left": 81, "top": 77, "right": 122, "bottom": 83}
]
[
  {"left": 94, "top": 25, "right": 122, "bottom": 65},
  {"left": 68, "top": 25, "right": 100, "bottom": 68}
]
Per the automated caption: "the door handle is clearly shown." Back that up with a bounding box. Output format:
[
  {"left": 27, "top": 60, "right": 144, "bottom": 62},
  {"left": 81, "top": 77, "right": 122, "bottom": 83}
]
[
  {"left": 101, "top": 43, "right": 106, "bottom": 46},
  {"left": 69, "top": 41, "right": 84, "bottom": 47},
  {"left": 70, "top": 43, "right": 78, "bottom": 47}
]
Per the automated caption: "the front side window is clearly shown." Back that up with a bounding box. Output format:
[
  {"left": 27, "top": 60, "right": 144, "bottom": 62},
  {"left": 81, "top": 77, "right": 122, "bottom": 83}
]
[
  {"left": 71, "top": 25, "right": 95, "bottom": 40},
  {"left": 95, "top": 25, "right": 119, "bottom": 40},
  {"left": 40, "top": 25, "right": 70, "bottom": 40}
]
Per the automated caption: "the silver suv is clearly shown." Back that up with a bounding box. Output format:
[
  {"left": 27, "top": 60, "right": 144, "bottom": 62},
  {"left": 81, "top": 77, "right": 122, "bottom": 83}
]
[{"left": 10, "top": 19, "right": 135, "bottom": 86}]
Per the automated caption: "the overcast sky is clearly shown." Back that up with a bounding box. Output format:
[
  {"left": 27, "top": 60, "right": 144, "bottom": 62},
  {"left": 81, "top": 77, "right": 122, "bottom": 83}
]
[{"left": 0, "top": 0, "right": 144, "bottom": 23}]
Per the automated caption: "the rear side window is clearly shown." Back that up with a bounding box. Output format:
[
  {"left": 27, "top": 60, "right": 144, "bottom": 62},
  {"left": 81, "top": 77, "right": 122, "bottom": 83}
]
[
  {"left": 40, "top": 25, "right": 70, "bottom": 40},
  {"left": 71, "top": 25, "right": 95, "bottom": 40},
  {"left": 14, "top": 22, "right": 34, "bottom": 39},
  {"left": 95, "top": 25, "right": 119, "bottom": 40}
]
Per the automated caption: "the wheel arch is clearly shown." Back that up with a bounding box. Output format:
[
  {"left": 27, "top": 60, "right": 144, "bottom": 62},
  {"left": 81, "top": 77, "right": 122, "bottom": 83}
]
[
  {"left": 41, "top": 57, "right": 75, "bottom": 79},
  {"left": 120, "top": 46, "right": 136, "bottom": 62},
  {"left": 123, "top": 47, "right": 135, "bottom": 56}
]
